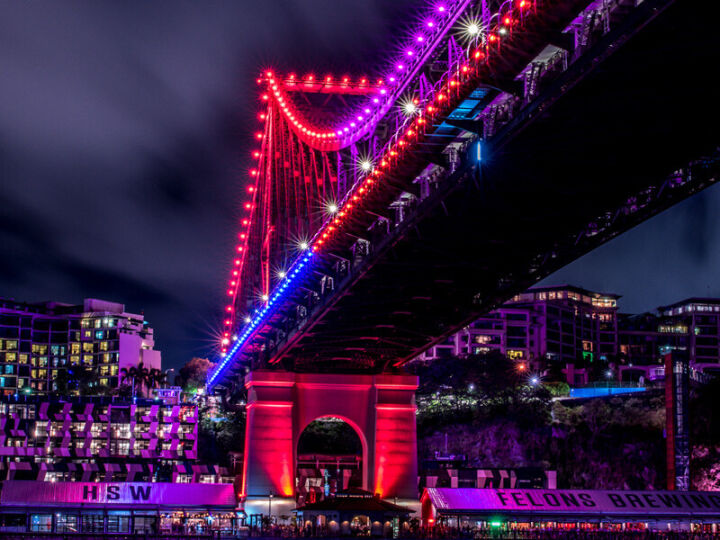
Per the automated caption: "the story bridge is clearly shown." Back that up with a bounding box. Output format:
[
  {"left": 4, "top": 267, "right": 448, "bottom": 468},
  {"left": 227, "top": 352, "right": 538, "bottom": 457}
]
[
  {"left": 209, "top": 0, "right": 720, "bottom": 386},
  {"left": 204, "top": 0, "right": 720, "bottom": 508}
]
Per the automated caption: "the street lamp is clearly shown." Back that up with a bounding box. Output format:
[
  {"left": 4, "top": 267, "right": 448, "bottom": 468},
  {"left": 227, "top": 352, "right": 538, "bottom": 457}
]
[{"left": 268, "top": 491, "right": 274, "bottom": 521}]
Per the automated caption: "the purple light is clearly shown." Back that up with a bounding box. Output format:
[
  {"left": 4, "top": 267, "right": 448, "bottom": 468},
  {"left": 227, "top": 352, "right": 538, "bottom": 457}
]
[
  {"left": 406, "top": 50, "right": 414, "bottom": 57},
  {"left": 416, "top": 35, "right": 424, "bottom": 42},
  {"left": 380, "top": 89, "right": 387, "bottom": 94},
  {"left": 336, "top": 130, "right": 343, "bottom": 136},
  {"left": 396, "top": 64, "right": 404, "bottom": 71},
  {"left": 373, "top": 98, "right": 379, "bottom": 103},
  {"left": 437, "top": 5, "right": 446, "bottom": 13},
  {"left": 426, "top": 20, "right": 435, "bottom": 28},
  {"left": 364, "top": 108, "right": 371, "bottom": 114}
]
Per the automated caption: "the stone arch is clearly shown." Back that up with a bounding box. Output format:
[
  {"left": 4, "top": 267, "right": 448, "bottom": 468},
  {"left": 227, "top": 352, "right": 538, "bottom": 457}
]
[{"left": 295, "top": 414, "right": 370, "bottom": 492}]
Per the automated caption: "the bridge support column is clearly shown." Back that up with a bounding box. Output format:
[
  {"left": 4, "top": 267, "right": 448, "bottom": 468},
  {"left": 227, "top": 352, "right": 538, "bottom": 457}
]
[{"left": 241, "top": 370, "right": 418, "bottom": 516}]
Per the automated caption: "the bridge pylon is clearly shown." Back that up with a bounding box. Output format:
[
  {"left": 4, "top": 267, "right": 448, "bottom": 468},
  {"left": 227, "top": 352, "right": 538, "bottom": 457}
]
[{"left": 240, "top": 370, "right": 418, "bottom": 517}]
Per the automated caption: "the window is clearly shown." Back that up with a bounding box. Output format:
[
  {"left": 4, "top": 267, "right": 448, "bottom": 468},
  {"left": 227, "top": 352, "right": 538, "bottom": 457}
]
[
  {"left": 56, "top": 514, "right": 79, "bottom": 533},
  {"left": 81, "top": 513, "right": 104, "bottom": 533},
  {"left": 30, "top": 514, "right": 53, "bottom": 533}
]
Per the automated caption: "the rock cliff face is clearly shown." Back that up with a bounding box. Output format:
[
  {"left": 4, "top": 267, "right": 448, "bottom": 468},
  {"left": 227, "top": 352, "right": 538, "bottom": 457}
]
[{"left": 417, "top": 395, "right": 668, "bottom": 490}]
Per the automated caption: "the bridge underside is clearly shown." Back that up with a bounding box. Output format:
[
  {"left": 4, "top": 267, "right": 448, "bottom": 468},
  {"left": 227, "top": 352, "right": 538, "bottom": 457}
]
[{"left": 270, "top": 0, "right": 720, "bottom": 373}]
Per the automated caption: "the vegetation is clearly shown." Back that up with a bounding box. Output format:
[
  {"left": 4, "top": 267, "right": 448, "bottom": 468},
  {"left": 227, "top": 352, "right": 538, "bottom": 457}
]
[
  {"left": 413, "top": 351, "right": 720, "bottom": 490},
  {"left": 119, "top": 361, "right": 167, "bottom": 397},
  {"left": 53, "top": 367, "right": 111, "bottom": 396}
]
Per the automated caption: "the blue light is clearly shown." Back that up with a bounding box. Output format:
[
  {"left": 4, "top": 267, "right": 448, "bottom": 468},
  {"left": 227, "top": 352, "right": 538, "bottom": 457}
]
[
  {"left": 475, "top": 140, "right": 482, "bottom": 162},
  {"left": 208, "top": 248, "right": 317, "bottom": 387}
]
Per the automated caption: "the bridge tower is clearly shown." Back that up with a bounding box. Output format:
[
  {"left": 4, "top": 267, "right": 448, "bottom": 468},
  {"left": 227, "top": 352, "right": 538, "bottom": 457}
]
[{"left": 241, "top": 371, "right": 418, "bottom": 516}]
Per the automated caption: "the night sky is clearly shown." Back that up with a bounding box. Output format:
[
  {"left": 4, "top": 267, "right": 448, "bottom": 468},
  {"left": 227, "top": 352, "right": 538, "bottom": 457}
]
[{"left": 2, "top": 1, "right": 719, "bottom": 370}]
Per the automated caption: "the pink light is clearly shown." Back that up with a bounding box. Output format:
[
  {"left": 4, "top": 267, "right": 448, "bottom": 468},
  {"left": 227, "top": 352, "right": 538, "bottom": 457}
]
[
  {"left": 364, "top": 108, "right": 370, "bottom": 114},
  {"left": 426, "top": 20, "right": 435, "bottom": 28},
  {"left": 416, "top": 35, "right": 424, "bottom": 42},
  {"left": 437, "top": 5, "right": 446, "bottom": 13}
]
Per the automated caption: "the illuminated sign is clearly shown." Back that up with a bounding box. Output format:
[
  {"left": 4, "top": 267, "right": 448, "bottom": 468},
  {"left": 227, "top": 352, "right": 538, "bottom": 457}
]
[{"left": 0, "top": 481, "right": 237, "bottom": 507}]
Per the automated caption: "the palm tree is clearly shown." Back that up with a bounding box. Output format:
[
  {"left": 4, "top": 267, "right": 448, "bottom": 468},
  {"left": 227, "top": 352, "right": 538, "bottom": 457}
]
[
  {"left": 148, "top": 368, "right": 167, "bottom": 390},
  {"left": 119, "top": 362, "right": 151, "bottom": 397}
]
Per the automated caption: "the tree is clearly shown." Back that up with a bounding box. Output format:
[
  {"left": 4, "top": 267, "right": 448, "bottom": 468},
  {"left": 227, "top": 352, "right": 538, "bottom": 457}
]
[
  {"left": 177, "top": 357, "right": 215, "bottom": 392},
  {"left": 120, "top": 361, "right": 152, "bottom": 397},
  {"left": 53, "top": 366, "right": 109, "bottom": 396},
  {"left": 147, "top": 368, "right": 167, "bottom": 390}
]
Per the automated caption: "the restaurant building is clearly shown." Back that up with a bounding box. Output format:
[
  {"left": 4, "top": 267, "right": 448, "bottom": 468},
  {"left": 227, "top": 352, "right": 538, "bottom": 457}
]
[
  {"left": 421, "top": 488, "right": 720, "bottom": 532},
  {"left": 0, "top": 480, "right": 241, "bottom": 535}
]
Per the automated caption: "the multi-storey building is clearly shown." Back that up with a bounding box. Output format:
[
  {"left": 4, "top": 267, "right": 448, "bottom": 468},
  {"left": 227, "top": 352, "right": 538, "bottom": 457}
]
[
  {"left": 0, "top": 394, "right": 230, "bottom": 483},
  {"left": 420, "top": 285, "right": 620, "bottom": 371},
  {"left": 0, "top": 297, "right": 161, "bottom": 394},
  {"left": 618, "top": 298, "right": 720, "bottom": 380}
]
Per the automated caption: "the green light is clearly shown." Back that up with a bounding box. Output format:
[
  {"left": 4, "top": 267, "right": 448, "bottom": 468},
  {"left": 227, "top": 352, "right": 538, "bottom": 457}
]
[{"left": 490, "top": 521, "right": 503, "bottom": 528}]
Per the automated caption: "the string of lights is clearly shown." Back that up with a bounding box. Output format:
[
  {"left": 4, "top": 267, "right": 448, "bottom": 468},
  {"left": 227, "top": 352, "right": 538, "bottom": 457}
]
[{"left": 209, "top": 0, "right": 534, "bottom": 388}]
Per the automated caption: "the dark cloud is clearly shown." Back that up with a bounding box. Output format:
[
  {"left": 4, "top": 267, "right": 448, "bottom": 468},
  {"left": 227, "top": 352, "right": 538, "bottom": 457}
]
[{"left": 1, "top": 0, "right": 718, "bottom": 369}]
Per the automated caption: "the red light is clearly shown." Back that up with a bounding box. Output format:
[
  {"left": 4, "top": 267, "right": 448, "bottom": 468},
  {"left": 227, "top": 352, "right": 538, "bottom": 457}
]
[
  {"left": 234, "top": 259, "right": 241, "bottom": 265},
  {"left": 360, "top": 78, "right": 367, "bottom": 84},
  {"left": 261, "top": 94, "right": 269, "bottom": 101},
  {"left": 250, "top": 169, "right": 258, "bottom": 176},
  {"left": 489, "top": 34, "right": 497, "bottom": 42},
  {"left": 307, "top": 74, "right": 314, "bottom": 81},
  {"left": 265, "top": 70, "right": 273, "bottom": 77},
  {"left": 259, "top": 113, "right": 266, "bottom": 120},
  {"left": 342, "top": 77, "right": 349, "bottom": 83},
  {"left": 252, "top": 151, "right": 260, "bottom": 158},
  {"left": 255, "top": 132, "right": 263, "bottom": 140},
  {"left": 237, "top": 246, "right": 244, "bottom": 252},
  {"left": 244, "top": 203, "right": 252, "bottom": 210},
  {"left": 228, "top": 290, "right": 234, "bottom": 296},
  {"left": 242, "top": 219, "right": 249, "bottom": 226},
  {"left": 239, "top": 233, "right": 246, "bottom": 239},
  {"left": 325, "top": 76, "right": 332, "bottom": 83},
  {"left": 248, "top": 186, "right": 255, "bottom": 193},
  {"left": 224, "top": 320, "right": 231, "bottom": 325},
  {"left": 504, "top": 16, "right": 511, "bottom": 25},
  {"left": 226, "top": 306, "right": 233, "bottom": 312}
]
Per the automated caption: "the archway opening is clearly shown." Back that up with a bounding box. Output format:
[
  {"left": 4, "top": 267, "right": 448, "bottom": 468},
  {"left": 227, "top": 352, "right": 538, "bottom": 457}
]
[{"left": 296, "top": 417, "right": 363, "bottom": 505}]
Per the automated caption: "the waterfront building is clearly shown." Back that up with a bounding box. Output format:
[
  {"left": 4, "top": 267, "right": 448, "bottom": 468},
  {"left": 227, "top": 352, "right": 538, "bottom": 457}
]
[
  {"left": 0, "top": 480, "right": 239, "bottom": 535},
  {"left": 421, "top": 487, "right": 720, "bottom": 532},
  {"left": 0, "top": 297, "right": 161, "bottom": 394},
  {"left": 0, "top": 394, "right": 230, "bottom": 483}
]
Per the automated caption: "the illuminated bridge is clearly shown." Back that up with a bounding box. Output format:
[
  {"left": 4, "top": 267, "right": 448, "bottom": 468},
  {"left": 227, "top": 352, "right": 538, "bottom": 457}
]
[
  {"left": 204, "top": 0, "right": 720, "bottom": 507},
  {"left": 208, "top": 0, "right": 720, "bottom": 388}
]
